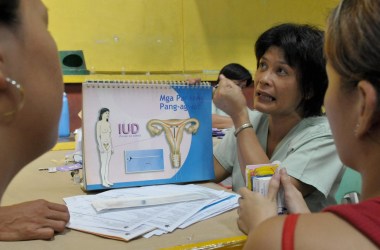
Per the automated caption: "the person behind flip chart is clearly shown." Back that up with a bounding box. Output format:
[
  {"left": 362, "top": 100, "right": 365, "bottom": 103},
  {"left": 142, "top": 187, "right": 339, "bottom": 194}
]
[{"left": 212, "top": 63, "right": 252, "bottom": 129}]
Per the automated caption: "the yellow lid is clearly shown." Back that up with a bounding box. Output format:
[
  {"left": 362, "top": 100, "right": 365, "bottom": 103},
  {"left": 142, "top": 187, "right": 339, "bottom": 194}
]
[{"left": 253, "top": 166, "right": 277, "bottom": 176}]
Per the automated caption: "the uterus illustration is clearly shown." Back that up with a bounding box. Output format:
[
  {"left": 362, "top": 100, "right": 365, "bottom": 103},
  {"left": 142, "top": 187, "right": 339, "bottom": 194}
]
[{"left": 146, "top": 118, "right": 200, "bottom": 168}]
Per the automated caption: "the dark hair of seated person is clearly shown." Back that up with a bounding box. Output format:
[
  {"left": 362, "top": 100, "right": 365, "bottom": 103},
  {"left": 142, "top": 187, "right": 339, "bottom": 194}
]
[{"left": 216, "top": 63, "right": 253, "bottom": 88}]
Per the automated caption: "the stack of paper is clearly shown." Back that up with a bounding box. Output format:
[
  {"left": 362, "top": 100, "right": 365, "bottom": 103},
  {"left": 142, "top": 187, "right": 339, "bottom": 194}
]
[{"left": 64, "top": 184, "right": 239, "bottom": 241}]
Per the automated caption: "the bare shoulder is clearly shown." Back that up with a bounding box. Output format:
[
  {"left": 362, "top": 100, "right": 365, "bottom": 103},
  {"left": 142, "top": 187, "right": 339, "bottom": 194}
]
[{"left": 244, "top": 213, "right": 377, "bottom": 250}]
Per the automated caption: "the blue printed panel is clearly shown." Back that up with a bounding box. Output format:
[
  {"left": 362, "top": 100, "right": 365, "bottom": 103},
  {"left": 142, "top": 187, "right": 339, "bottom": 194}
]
[{"left": 125, "top": 149, "right": 164, "bottom": 173}]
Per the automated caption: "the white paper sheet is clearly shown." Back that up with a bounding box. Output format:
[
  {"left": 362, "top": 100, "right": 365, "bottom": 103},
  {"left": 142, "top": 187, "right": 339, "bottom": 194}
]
[{"left": 64, "top": 184, "right": 239, "bottom": 241}]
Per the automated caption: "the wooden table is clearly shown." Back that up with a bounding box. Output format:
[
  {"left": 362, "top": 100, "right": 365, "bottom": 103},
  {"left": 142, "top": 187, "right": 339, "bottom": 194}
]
[{"left": 0, "top": 150, "right": 244, "bottom": 250}]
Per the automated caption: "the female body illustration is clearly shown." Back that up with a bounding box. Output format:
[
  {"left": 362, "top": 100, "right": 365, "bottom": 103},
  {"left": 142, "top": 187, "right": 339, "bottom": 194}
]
[{"left": 96, "top": 108, "right": 113, "bottom": 187}]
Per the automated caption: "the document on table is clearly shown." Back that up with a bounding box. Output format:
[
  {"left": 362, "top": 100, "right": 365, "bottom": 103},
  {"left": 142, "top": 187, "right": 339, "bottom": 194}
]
[{"left": 64, "top": 184, "right": 239, "bottom": 241}]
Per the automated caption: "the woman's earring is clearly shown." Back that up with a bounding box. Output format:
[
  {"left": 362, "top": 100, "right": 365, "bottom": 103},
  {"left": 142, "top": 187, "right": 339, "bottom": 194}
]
[
  {"left": 354, "top": 123, "right": 360, "bottom": 136},
  {"left": 0, "top": 77, "right": 24, "bottom": 123}
]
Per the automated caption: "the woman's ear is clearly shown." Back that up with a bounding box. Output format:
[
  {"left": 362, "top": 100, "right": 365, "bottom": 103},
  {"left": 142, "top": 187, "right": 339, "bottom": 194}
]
[{"left": 356, "top": 80, "right": 378, "bottom": 137}]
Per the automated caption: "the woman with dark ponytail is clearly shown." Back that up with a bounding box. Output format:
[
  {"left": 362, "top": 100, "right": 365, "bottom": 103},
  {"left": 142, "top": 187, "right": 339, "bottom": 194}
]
[{"left": 238, "top": 1, "right": 380, "bottom": 249}]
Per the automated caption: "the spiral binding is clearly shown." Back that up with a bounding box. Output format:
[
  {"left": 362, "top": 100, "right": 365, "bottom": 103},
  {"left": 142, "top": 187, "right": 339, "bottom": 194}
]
[{"left": 84, "top": 80, "right": 211, "bottom": 89}]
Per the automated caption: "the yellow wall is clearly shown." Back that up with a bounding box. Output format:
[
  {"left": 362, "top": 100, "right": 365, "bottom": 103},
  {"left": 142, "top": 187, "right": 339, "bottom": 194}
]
[{"left": 43, "top": 0, "right": 339, "bottom": 79}]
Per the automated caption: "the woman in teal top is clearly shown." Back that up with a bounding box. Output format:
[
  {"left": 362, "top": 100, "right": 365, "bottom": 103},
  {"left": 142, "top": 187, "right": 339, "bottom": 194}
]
[{"left": 213, "top": 23, "right": 345, "bottom": 212}]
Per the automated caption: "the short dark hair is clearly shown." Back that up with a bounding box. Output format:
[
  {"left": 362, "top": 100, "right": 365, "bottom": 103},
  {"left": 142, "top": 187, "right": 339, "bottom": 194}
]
[
  {"left": 217, "top": 63, "right": 253, "bottom": 87},
  {"left": 0, "top": 0, "right": 20, "bottom": 26},
  {"left": 255, "top": 23, "right": 327, "bottom": 118}
]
